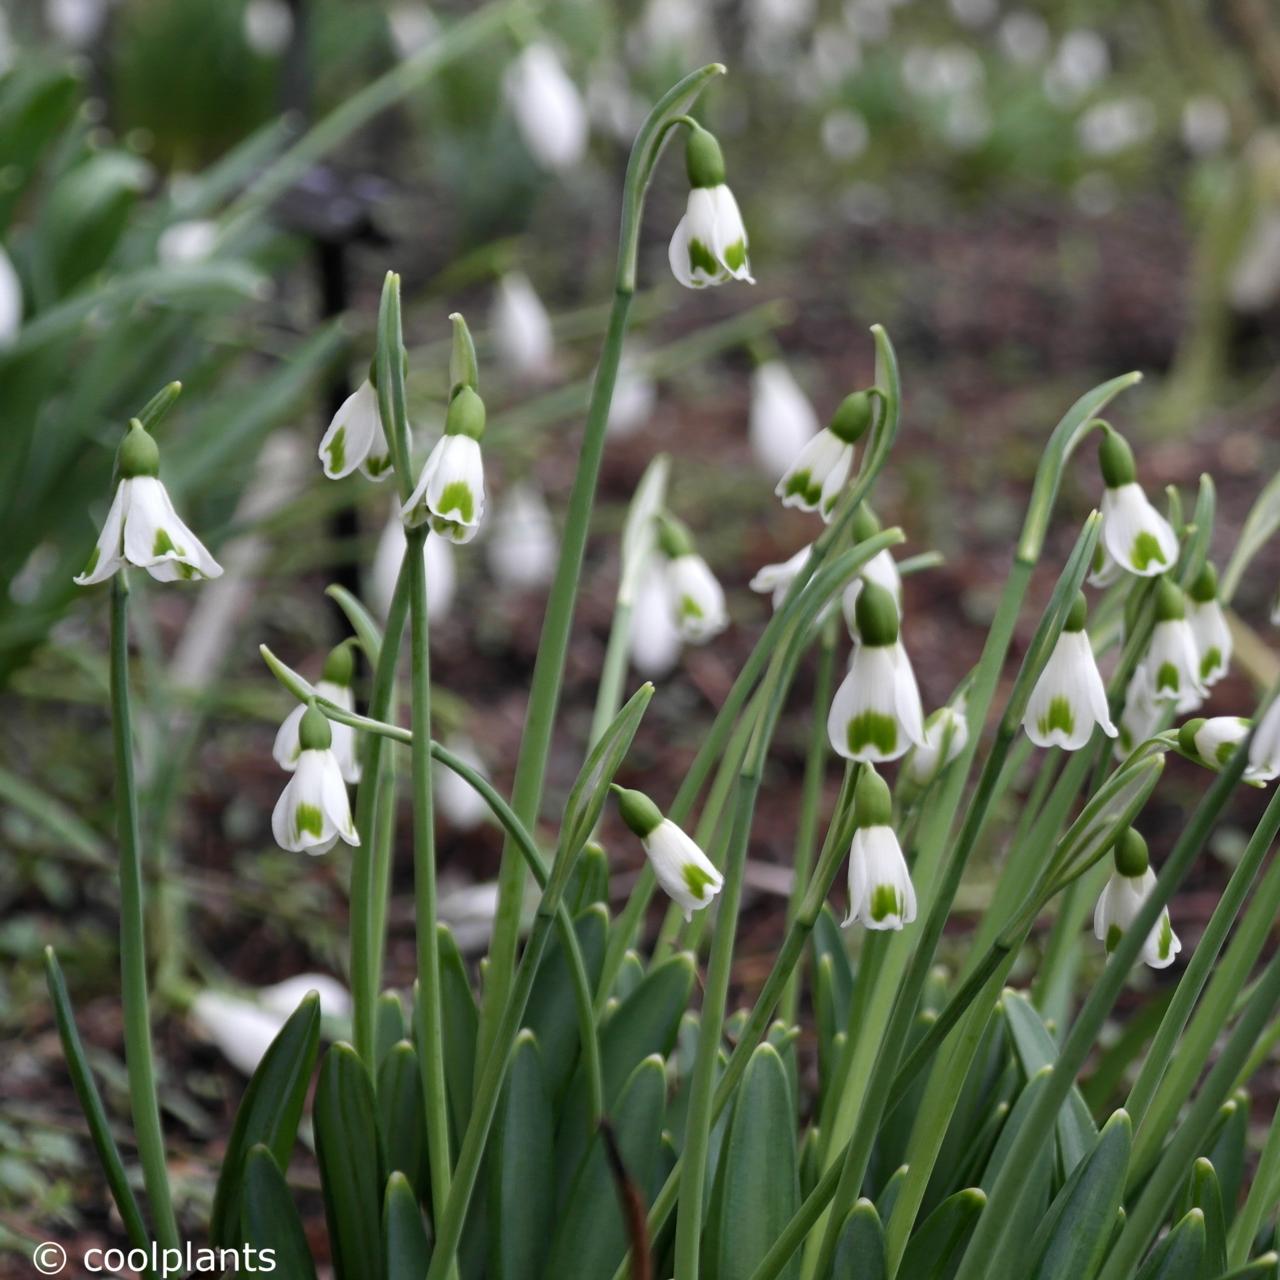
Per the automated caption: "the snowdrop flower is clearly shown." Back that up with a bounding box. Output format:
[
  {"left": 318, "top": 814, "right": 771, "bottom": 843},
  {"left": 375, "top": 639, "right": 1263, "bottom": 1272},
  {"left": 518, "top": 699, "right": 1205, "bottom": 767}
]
[
  {"left": 0, "top": 244, "right": 22, "bottom": 346},
  {"left": 630, "top": 562, "right": 683, "bottom": 677},
  {"left": 777, "top": 391, "right": 872, "bottom": 521},
  {"left": 490, "top": 272, "right": 555, "bottom": 380},
  {"left": 1186, "top": 562, "right": 1232, "bottom": 687},
  {"left": 1115, "top": 665, "right": 1162, "bottom": 761},
  {"left": 157, "top": 219, "right": 219, "bottom": 266},
  {"left": 436, "top": 737, "right": 491, "bottom": 831},
  {"left": 75, "top": 420, "right": 223, "bottom": 585},
  {"left": 844, "top": 766, "right": 916, "bottom": 930},
  {"left": 658, "top": 514, "right": 728, "bottom": 643},
  {"left": 370, "top": 506, "right": 455, "bottom": 623},
  {"left": 402, "top": 386, "right": 487, "bottom": 544},
  {"left": 243, "top": 0, "right": 293, "bottom": 55},
  {"left": 190, "top": 991, "right": 285, "bottom": 1076},
  {"left": 273, "top": 643, "right": 361, "bottom": 784},
  {"left": 903, "top": 699, "right": 969, "bottom": 788},
  {"left": 749, "top": 361, "right": 819, "bottom": 479},
  {"left": 46, "top": 0, "right": 108, "bottom": 47},
  {"left": 1144, "top": 579, "right": 1207, "bottom": 712},
  {"left": 503, "top": 42, "right": 589, "bottom": 172},
  {"left": 258, "top": 973, "right": 351, "bottom": 1020},
  {"left": 318, "top": 375, "right": 392, "bottom": 481},
  {"left": 387, "top": 4, "right": 438, "bottom": 59},
  {"left": 828, "top": 581, "right": 925, "bottom": 762},
  {"left": 750, "top": 543, "right": 812, "bottom": 611},
  {"left": 668, "top": 124, "right": 753, "bottom": 289},
  {"left": 1097, "top": 428, "right": 1178, "bottom": 577},
  {"left": 1179, "top": 716, "right": 1266, "bottom": 784},
  {"left": 1024, "top": 593, "right": 1117, "bottom": 750},
  {"left": 613, "top": 784, "right": 722, "bottom": 921},
  {"left": 1249, "top": 696, "right": 1280, "bottom": 784},
  {"left": 841, "top": 503, "right": 903, "bottom": 632},
  {"left": 607, "top": 356, "right": 656, "bottom": 437},
  {"left": 1088, "top": 540, "right": 1124, "bottom": 590},
  {"left": 486, "top": 481, "right": 557, "bottom": 589},
  {"left": 271, "top": 703, "right": 359, "bottom": 855},
  {"left": 1094, "top": 828, "right": 1181, "bottom": 969}
]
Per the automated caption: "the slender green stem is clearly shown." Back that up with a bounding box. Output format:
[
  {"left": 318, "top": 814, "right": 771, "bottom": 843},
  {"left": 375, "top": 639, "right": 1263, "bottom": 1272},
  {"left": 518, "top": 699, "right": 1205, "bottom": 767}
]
[
  {"left": 1230, "top": 1075, "right": 1280, "bottom": 1265},
  {"left": 110, "top": 575, "right": 179, "bottom": 1252}
]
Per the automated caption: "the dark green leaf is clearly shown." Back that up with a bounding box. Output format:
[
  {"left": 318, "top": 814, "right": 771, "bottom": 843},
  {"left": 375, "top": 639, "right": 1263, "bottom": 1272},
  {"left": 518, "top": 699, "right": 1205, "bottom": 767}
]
[
  {"left": 377, "top": 1041, "right": 427, "bottom": 1200},
  {"left": 241, "top": 1145, "right": 319, "bottom": 1280},
  {"left": 832, "top": 1199, "right": 888, "bottom": 1280},
  {"left": 375, "top": 992, "right": 406, "bottom": 1069},
  {"left": 384, "top": 1170, "right": 431, "bottom": 1280},
  {"left": 1137, "top": 1209, "right": 1207, "bottom": 1280},
  {"left": 899, "top": 1187, "right": 986, "bottom": 1280},
  {"left": 437, "top": 924, "right": 478, "bottom": 1141}
]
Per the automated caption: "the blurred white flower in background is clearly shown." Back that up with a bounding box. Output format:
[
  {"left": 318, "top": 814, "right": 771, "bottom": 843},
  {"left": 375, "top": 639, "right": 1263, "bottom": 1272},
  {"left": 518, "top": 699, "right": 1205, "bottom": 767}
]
[
  {"left": 749, "top": 361, "right": 819, "bottom": 479},
  {"left": 490, "top": 272, "right": 555, "bottom": 380},
  {"left": 387, "top": 4, "right": 438, "bottom": 60},
  {"left": 630, "top": 0, "right": 713, "bottom": 66},
  {"left": 436, "top": 738, "right": 491, "bottom": 832},
  {"left": 1181, "top": 95, "right": 1230, "bottom": 156},
  {"left": 811, "top": 24, "right": 864, "bottom": 90},
  {"left": 258, "top": 973, "right": 351, "bottom": 1021},
  {"left": 943, "top": 94, "right": 992, "bottom": 151},
  {"left": 371, "top": 505, "right": 456, "bottom": 623},
  {"left": 997, "top": 11, "right": 1050, "bottom": 66},
  {"left": 1230, "top": 212, "right": 1280, "bottom": 313},
  {"left": 486, "top": 481, "right": 557, "bottom": 590},
  {"left": 45, "top": 0, "right": 108, "bottom": 48},
  {"left": 586, "top": 61, "right": 643, "bottom": 143},
  {"left": 948, "top": 0, "right": 996, "bottom": 30},
  {"left": 242, "top": 0, "right": 293, "bottom": 57},
  {"left": 503, "top": 43, "right": 589, "bottom": 173},
  {"left": 157, "top": 219, "right": 219, "bottom": 267},
  {"left": 1043, "top": 29, "right": 1109, "bottom": 106},
  {"left": 821, "top": 109, "right": 870, "bottom": 162},
  {"left": 1077, "top": 97, "right": 1157, "bottom": 157},
  {"left": 0, "top": 245, "right": 21, "bottom": 347},
  {"left": 843, "top": 0, "right": 891, "bottom": 45},
  {"left": 607, "top": 355, "right": 657, "bottom": 438},
  {"left": 629, "top": 562, "right": 683, "bottom": 677}
]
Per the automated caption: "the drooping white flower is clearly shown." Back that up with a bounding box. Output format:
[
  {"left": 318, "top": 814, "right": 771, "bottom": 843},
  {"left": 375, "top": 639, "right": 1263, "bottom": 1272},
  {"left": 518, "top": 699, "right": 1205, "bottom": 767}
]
[
  {"left": 387, "top": 4, "right": 438, "bottom": 59},
  {"left": 750, "top": 544, "right": 812, "bottom": 611},
  {"left": 490, "top": 272, "right": 555, "bottom": 380},
  {"left": 1144, "top": 580, "right": 1207, "bottom": 712},
  {"left": 1250, "top": 696, "right": 1280, "bottom": 784},
  {"left": 46, "top": 0, "right": 107, "bottom": 47},
  {"left": 1115, "top": 665, "right": 1162, "bottom": 761},
  {"left": 607, "top": 355, "right": 657, "bottom": 438},
  {"left": 777, "top": 391, "right": 873, "bottom": 521},
  {"left": 629, "top": 562, "right": 683, "bottom": 677},
  {"left": 1186, "top": 563, "right": 1231, "bottom": 687},
  {"left": 1181, "top": 716, "right": 1266, "bottom": 783},
  {"left": 1024, "top": 594, "right": 1117, "bottom": 750},
  {"left": 613, "top": 785, "right": 723, "bottom": 921},
  {"left": 75, "top": 421, "right": 223, "bottom": 586},
  {"left": 0, "top": 244, "right": 23, "bottom": 346},
  {"left": 157, "top": 219, "right": 219, "bottom": 267},
  {"left": 1097, "top": 429, "right": 1178, "bottom": 577},
  {"left": 258, "top": 973, "right": 351, "bottom": 1020},
  {"left": 843, "top": 766, "right": 915, "bottom": 930},
  {"left": 190, "top": 991, "right": 286, "bottom": 1076},
  {"left": 435, "top": 737, "right": 491, "bottom": 831},
  {"left": 668, "top": 125, "right": 753, "bottom": 289},
  {"left": 828, "top": 582, "right": 926, "bottom": 763},
  {"left": 370, "top": 506, "right": 455, "bottom": 623},
  {"left": 271, "top": 704, "right": 360, "bottom": 855},
  {"left": 904, "top": 699, "right": 969, "bottom": 787},
  {"left": 659, "top": 514, "right": 728, "bottom": 643},
  {"left": 486, "top": 481, "right": 557, "bottom": 590},
  {"left": 503, "top": 42, "right": 589, "bottom": 172},
  {"left": 318, "top": 378, "right": 392, "bottom": 482},
  {"left": 1093, "top": 829, "right": 1181, "bottom": 969},
  {"left": 749, "top": 361, "right": 819, "bottom": 479},
  {"left": 243, "top": 0, "right": 294, "bottom": 54},
  {"left": 273, "top": 645, "right": 361, "bottom": 785},
  {"left": 401, "top": 387, "right": 487, "bottom": 544}
]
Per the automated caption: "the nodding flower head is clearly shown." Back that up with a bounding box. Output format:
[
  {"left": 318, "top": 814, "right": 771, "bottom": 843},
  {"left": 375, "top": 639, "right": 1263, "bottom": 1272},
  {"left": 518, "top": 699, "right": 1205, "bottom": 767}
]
[
  {"left": 1179, "top": 716, "right": 1267, "bottom": 785},
  {"left": 613, "top": 784, "right": 723, "bottom": 921},
  {"left": 1093, "top": 827, "right": 1181, "bottom": 969},
  {"left": 668, "top": 124, "right": 753, "bottom": 289},
  {"left": 1096, "top": 427, "right": 1178, "bottom": 578},
  {"left": 776, "top": 392, "right": 872, "bottom": 522},
  {"left": 271, "top": 702, "right": 360, "bottom": 855},
  {"left": 272, "top": 644, "right": 362, "bottom": 785},
  {"left": 1144, "top": 579, "right": 1206, "bottom": 712},
  {"left": 658, "top": 514, "right": 728, "bottom": 643},
  {"left": 843, "top": 767, "right": 916, "bottom": 931},
  {"left": 401, "top": 386, "right": 487, "bottom": 544},
  {"left": 318, "top": 374, "right": 392, "bottom": 482},
  {"left": 1186, "top": 562, "right": 1231, "bottom": 687},
  {"left": 1023, "top": 593, "right": 1117, "bottom": 751}
]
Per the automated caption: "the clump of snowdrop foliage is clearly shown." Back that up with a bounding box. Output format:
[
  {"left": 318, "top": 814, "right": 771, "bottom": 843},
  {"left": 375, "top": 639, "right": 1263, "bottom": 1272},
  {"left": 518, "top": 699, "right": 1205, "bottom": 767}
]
[{"left": 51, "top": 59, "right": 1280, "bottom": 1280}]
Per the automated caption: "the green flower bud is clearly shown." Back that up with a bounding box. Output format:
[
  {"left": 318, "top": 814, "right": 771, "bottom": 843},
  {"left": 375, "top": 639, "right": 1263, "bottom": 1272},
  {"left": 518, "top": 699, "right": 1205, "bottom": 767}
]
[
  {"left": 1098, "top": 427, "right": 1137, "bottom": 488},
  {"left": 657, "top": 512, "right": 695, "bottom": 559},
  {"left": 1113, "top": 826, "right": 1149, "bottom": 878},
  {"left": 299, "top": 701, "right": 333, "bottom": 752},
  {"left": 1178, "top": 718, "right": 1207, "bottom": 759},
  {"left": 1189, "top": 561, "right": 1218, "bottom": 604},
  {"left": 830, "top": 391, "right": 873, "bottom": 446},
  {"left": 853, "top": 765, "right": 893, "bottom": 829},
  {"left": 117, "top": 419, "right": 160, "bottom": 479},
  {"left": 611, "top": 784, "right": 663, "bottom": 838},
  {"left": 449, "top": 311, "right": 479, "bottom": 397},
  {"left": 685, "top": 125, "right": 726, "bottom": 189},
  {"left": 322, "top": 641, "right": 356, "bottom": 688},
  {"left": 1154, "top": 577, "right": 1186, "bottom": 622},
  {"left": 1064, "top": 591, "right": 1088, "bottom": 633},
  {"left": 851, "top": 502, "right": 881, "bottom": 543},
  {"left": 855, "top": 580, "right": 899, "bottom": 647},
  {"left": 445, "top": 386, "right": 486, "bottom": 441}
]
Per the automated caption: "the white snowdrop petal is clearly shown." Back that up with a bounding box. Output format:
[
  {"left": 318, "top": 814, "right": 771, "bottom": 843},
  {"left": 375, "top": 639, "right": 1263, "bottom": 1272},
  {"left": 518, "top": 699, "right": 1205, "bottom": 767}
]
[
  {"left": 665, "top": 554, "right": 728, "bottom": 643},
  {"left": 491, "top": 273, "right": 556, "bottom": 379},
  {"left": 630, "top": 563, "right": 683, "bottom": 677},
  {"left": 320, "top": 380, "right": 383, "bottom": 481},
  {"left": 272, "top": 704, "right": 307, "bottom": 772},
  {"left": 1100, "top": 483, "right": 1178, "bottom": 577},
  {"left": 74, "top": 483, "right": 130, "bottom": 585},
  {"left": 749, "top": 362, "right": 819, "bottom": 479}
]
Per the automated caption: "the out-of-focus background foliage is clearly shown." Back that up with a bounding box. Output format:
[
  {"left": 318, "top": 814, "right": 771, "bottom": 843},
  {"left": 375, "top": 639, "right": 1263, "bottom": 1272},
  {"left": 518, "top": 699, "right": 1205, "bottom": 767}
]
[{"left": 2, "top": 0, "right": 1279, "bottom": 1263}]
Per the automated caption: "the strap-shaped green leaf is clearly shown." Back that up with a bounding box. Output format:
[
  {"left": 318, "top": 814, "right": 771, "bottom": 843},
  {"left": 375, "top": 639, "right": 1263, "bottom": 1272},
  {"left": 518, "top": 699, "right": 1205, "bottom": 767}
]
[
  {"left": 710, "top": 1043, "right": 801, "bottom": 1280},
  {"left": 374, "top": 991, "right": 406, "bottom": 1070},
  {"left": 314, "top": 1042, "right": 387, "bottom": 1280},
  {"left": 876, "top": 1165, "right": 909, "bottom": 1223},
  {"left": 384, "top": 1170, "right": 431, "bottom": 1280},
  {"left": 524, "top": 904, "right": 608, "bottom": 1105},
  {"left": 437, "top": 924, "right": 479, "bottom": 1141},
  {"left": 546, "top": 1055, "right": 668, "bottom": 1278},
  {"left": 1211, "top": 1256, "right": 1280, "bottom": 1279},
  {"left": 1003, "top": 991, "right": 1098, "bottom": 1176},
  {"left": 44, "top": 948, "right": 150, "bottom": 1252},
  {"left": 487, "top": 1031, "right": 554, "bottom": 1280},
  {"left": 377, "top": 1041, "right": 427, "bottom": 1200},
  {"left": 565, "top": 843, "right": 610, "bottom": 915},
  {"left": 241, "top": 1144, "right": 319, "bottom": 1280},
  {"left": 1137, "top": 1209, "right": 1207, "bottom": 1280},
  {"left": 1182, "top": 1159, "right": 1228, "bottom": 1280},
  {"left": 210, "top": 991, "right": 321, "bottom": 1246},
  {"left": 899, "top": 1187, "right": 987, "bottom": 1280},
  {"left": 1206, "top": 1093, "right": 1249, "bottom": 1228},
  {"left": 1031, "top": 1109, "right": 1132, "bottom": 1280},
  {"left": 831, "top": 1199, "right": 888, "bottom": 1280}
]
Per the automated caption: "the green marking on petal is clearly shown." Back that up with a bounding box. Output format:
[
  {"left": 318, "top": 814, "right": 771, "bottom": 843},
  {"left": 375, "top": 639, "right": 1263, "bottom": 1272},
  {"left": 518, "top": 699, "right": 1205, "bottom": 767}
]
[
  {"left": 325, "top": 426, "right": 346, "bottom": 475},
  {"left": 1215, "top": 740, "right": 1236, "bottom": 766},
  {"left": 153, "top": 528, "right": 184, "bottom": 557},
  {"left": 782, "top": 470, "right": 822, "bottom": 506},
  {"left": 435, "top": 480, "right": 475, "bottom": 523},
  {"left": 1106, "top": 923, "right": 1123, "bottom": 953},
  {"left": 365, "top": 452, "right": 391, "bottom": 477},
  {"left": 1129, "top": 531, "right": 1167, "bottom": 572},
  {"left": 1156, "top": 914, "right": 1174, "bottom": 961},
  {"left": 846, "top": 710, "right": 898, "bottom": 757},
  {"left": 1199, "top": 647, "right": 1222, "bottom": 681},
  {"left": 869, "top": 883, "right": 903, "bottom": 923},
  {"left": 81, "top": 546, "right": 100, "bottom": 576},
  {"left": 1037, "top": 696, "right": 1075, "bottom": 740},
  {"left": 682, "top": 862, "right": 716, "bottom": 901},
  {"left": 678, "top": 594, "right": 704, "bottom": 622},
  {"left": 295, "top": 804, "right": 324, "bottom": 839},
  {"left": 722, "top": 239, "right": 748, "bottom": 272},
  {"left": 1155, "top": 662, "right": 1180, "bottom": 694},
  {"left": 687, "top": 237, "right": 721, "bottom": 278}
]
